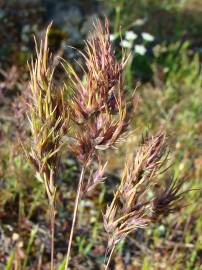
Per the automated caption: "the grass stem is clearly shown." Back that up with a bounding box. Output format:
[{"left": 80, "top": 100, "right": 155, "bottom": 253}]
[
  {"left": 50, "top": 202, "right": 55, "bottom": 270},
  {"left": 64, "top": 166, "right": 85, "bottom": 270},
  {"left": 105, "top": 244, "right": 115, "bottom": 270}
]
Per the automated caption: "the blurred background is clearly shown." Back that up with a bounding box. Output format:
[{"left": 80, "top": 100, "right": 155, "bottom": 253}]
[{"left": 0, "top": 0, "right": 202, "bottom": 269}]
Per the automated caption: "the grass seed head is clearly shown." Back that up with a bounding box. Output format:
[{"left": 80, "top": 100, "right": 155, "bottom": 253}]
[
  {"left": 67, "top": 19, "right": 128, "bottom": 170},
  {"left": 103, "top": 131, "right": 187, "bottom": 251},
  {"left": 27, "top": 24, "right": 69, "bottom": 201}
]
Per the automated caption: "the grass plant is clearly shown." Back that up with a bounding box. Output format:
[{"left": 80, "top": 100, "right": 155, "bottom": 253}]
[{"left": 23, "top": 19, "right": 191, "bottom": 270}]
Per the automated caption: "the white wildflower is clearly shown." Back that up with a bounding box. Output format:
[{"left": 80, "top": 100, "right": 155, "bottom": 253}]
[
  {"left": 134, "top": 18, "right": 147, "bottom": 26},
  {"left": 142, "top": 32, "right": 155, "bottom": 42},
  {"left": 120, "top": 39, "right": 133, "bottom": 49},
  {"left": 125, "top": 31, "right": 137, "bottom": 41},
  {"left": 134, "top": 44, "right": 147, "bottom": 55}
]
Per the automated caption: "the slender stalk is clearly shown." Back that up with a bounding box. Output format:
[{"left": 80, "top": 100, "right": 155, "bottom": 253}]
[
  {"left": 64, "top": 166, "right": 86, "bottom": 270},
  {"left": 50, "top": 202, "right": 55, "bottom": 270},
  {"left": 105, "top": 244, "right": 115, "bottom": 270},
  {"left": 37, "top": 243, "right": 44, "bottom": 270}
]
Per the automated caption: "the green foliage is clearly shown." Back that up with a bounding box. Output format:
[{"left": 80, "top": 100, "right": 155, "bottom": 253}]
[
  {"left": 57, "top": 258, "right": 66, "bottom": 270},
  {"left": 5, "top": 251, "right": 15, "bottom": 270},
  {"left": 141, "top": 257, "right": 151, "bottom": 270},
  {"left": 23, "top": 226, "right": 38, "bottom": 268}
]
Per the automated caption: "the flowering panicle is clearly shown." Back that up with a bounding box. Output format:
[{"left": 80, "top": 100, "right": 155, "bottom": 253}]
[
  {"left": 26, "top": 25, "right": 71, "bottom": 270},
  {"left": 27, "top": 24, "right": 69, "bottom": 202},
  {"left": 67, "top": 20, "right": 128, "bottom": 168},
  {"left": 103, "top": 132, "right": 185, "bottom": 251},
  {"left": 69, "top": 20, "right": 126, "bottom": 121},
  {"left": 62, "top": 19, "right": 130, "bottom": 194}
]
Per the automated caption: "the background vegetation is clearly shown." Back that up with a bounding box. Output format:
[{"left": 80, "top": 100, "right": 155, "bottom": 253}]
[{"left": 0, "top": 0, "right": 202, "bottom": 269}]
